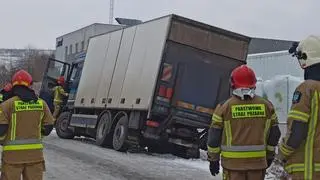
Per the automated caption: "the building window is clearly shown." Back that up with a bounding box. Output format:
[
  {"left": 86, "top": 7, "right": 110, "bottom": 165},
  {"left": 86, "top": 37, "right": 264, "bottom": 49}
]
[
  {"left": 69, "top": 44, "right": 73, "bottom": 54},
  {"left": 75, "top": 43, "right": 79, "bottom": 53},
  {"left": 81, "top": 41, "right": 85, "bottom": 51},
  {"left": 56, "top": 39, "right": 63, "bottom": 47},
  {"left": 65, "top": 46, "right": 68, "bottom": 56}
]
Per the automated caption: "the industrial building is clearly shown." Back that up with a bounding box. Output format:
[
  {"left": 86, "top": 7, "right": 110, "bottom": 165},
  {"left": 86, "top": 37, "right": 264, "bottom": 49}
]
[{"left": 55, "top": 23, "right": 122, "bottom": 63}]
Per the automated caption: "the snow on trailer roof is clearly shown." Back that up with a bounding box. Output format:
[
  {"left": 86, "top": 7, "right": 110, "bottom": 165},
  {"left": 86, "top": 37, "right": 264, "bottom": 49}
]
[{"left": 248, "top": 50, "right": 290, "bottom": 58}]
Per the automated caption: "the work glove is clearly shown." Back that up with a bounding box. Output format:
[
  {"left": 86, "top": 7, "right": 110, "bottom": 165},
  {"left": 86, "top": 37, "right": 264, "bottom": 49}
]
[{"left": 209, "top": 160, "right": 220, "bottom": 176}]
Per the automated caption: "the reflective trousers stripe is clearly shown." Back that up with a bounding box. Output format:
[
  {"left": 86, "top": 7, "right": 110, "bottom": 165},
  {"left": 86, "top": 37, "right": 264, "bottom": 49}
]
[
  {"left": 221, "top": 145, "right": 265, "bottom": 152},
  {"left": 3, "top": 144, "right": 43, "bottom": 151},
  {"left": 5, "top": 139, "right": 42, "bottom": 145},
  {"left": 221, "top": 150, "right": 266, "bottom": 158}
]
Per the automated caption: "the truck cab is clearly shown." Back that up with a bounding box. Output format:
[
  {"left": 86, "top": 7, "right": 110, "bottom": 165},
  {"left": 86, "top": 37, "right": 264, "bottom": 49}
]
[{"left": 39, "top": 58, "right": 84, "bottom": 113}]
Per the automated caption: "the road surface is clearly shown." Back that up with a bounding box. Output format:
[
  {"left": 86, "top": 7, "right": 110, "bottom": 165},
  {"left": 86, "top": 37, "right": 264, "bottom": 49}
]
[{"left": 43, "top": 132, "right": 217, "bottom": 180}]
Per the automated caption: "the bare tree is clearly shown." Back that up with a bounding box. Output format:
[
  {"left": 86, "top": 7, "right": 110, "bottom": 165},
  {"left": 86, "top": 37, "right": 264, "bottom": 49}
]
[{"left": 0, "top": 47, "right": 54, "bottom": 88}]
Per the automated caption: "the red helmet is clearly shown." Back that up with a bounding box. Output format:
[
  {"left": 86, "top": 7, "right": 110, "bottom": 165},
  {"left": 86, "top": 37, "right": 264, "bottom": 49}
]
[
  {"left": 230, "top": 65, "right": 257, "bottom": 89},
  {"left": 57, "top": 76, "right": 65, "bottom": 85},
  {"left": 3, "top": 83, "right": 12, "bottom": 92},
  {"left": 12, "top": 70, "right": 33, "bottom": 87}
]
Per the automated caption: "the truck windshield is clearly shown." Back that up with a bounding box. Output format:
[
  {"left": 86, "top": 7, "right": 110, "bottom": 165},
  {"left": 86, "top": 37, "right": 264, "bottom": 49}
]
[{"left": 46, "top": 59, "right": 68, "bottom": 80}]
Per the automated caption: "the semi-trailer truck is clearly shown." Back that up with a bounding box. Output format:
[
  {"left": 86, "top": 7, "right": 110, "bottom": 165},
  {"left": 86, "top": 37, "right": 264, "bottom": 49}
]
[{"left": 40, "top": 14, "right": 251, "bottom": 158}]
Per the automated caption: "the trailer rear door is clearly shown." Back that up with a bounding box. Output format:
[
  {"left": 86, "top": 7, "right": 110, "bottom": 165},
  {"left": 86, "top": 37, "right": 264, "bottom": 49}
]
[{"left": 173, "top": 61, "right": 221, "bottom": 111}]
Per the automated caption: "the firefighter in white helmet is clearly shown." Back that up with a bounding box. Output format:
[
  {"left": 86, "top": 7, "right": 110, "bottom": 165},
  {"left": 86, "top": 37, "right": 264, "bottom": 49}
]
[{"left": 274, "top": 35, "right": 320, "bottom": 180}]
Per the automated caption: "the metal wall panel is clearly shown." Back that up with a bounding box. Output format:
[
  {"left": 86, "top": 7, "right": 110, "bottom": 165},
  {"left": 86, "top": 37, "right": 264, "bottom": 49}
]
[
  {"left": 247, "top": 51, "right": 303, "bottom": 81},
  {"left": 74, "top": 34, "right": 111, "bottom": 107},
  {"left": 107, "top": 26, "right": 137, "bottom": 108},
  {"left": 119, "top": 16, "right": 171, "bottom": 109},
  {"left": 95, "top": 30, "right": 123, "bottom": 108},
  {"left": 169, "top": 20, "right": 249, "bottom": 62}
]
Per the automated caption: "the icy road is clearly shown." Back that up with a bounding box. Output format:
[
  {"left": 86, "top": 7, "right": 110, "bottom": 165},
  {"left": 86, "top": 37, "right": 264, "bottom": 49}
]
[{"left": 42, "top": 132, "right": 217, "bottom": 180}]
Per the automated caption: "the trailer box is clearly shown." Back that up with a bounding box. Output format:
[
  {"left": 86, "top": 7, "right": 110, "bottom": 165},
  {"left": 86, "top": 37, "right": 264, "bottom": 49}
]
[
  {"left": 52, "top": 14, "right": 251, "bottom": 158},
  {"left": 75, "top": 15, "right": 250, "bottom": 120}
]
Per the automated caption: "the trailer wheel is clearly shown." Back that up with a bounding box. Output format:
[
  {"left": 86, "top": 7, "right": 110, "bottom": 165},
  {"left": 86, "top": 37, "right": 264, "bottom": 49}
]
[
  {"left": 96, "top": 112, "right": 113, "bottom": 147},
  {"left": 112, "top": 115, "right": 129, "bottom": 152},
  {"left": 56, "top": 112, "right": 75, "bottom": 139}
]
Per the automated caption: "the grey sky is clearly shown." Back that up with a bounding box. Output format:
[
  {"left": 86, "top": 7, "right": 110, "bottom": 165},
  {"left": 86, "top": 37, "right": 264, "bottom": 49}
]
[{"left": 0, "top": 0, "right": 319, "bottom": 49}]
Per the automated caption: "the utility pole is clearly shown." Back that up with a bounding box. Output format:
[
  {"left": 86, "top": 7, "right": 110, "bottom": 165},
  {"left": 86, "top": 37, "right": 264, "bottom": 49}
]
[{"left": 109, "top": 0, "right": 114, "bottom": 24}]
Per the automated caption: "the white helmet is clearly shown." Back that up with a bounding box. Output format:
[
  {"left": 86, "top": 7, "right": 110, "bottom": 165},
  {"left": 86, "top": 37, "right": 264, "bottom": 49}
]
[{"left": 291, "top": 35, "right": 320, "bottom": 69}]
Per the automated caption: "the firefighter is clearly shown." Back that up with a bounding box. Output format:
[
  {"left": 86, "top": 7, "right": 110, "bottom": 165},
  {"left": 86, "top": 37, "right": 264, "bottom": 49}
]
[
  {"left": 0, "top": 83, "right": 13, "bottom": 144},
  {"left": 207, "top": 65, "right": 281, "bottom": 180},
  {"left": 274, "top": 35, "right": 320, "bottom": 180},
  {"left": 0, "top": 70, "right": 54, "bottom": 180},
  {"left": 0, "top": 83, "right": 13, "bottom": 104},
  {"left": 52, "top": 76, "right": 68, "bottom": 120}
]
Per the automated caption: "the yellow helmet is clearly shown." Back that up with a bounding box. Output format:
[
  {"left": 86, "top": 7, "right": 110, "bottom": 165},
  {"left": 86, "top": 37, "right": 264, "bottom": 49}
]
[{"left": 290, "top": 35, "right": 320, "bottom": 69}]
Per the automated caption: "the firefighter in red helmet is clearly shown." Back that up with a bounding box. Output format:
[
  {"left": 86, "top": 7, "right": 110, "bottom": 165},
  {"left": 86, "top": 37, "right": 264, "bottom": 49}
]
[
  {"left": 0, "top": 83, "right": 13, "bottom": 104},
  {"left": 207, "top": 65, "right": 281, "bottom": 180},
  {"left": 0, "top": 70, "right": 54, "bottom": 179},
  {"left": 52, "top": 76, "right": 68, "bottom": 120}
]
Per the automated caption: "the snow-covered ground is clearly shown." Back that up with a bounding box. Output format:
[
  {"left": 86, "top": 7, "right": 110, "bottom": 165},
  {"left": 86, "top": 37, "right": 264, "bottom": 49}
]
[
  {"left": 41, "top": 131, "right": 280, "bottom": 180},
  {"left": 0, "top": 131, "right": 277, "bottom": 180},
  {"left": 43, "top": 132, "right": 217, "bottom": 180}
]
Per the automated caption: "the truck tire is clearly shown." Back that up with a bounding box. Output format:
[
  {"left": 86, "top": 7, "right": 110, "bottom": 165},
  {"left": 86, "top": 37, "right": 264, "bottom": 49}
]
[
  {"left": 96, "top": 112, "right": 113, "bottom": 147},
  {"left": 56, "top": 112, "right": 75, "bottom": 139},
  {"left": 112, "top": 115, "right": 129, "bottom": 152}
]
